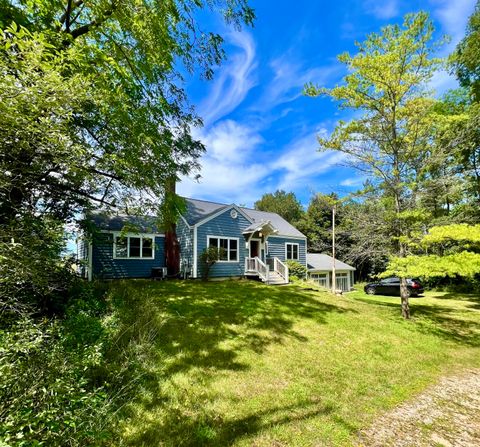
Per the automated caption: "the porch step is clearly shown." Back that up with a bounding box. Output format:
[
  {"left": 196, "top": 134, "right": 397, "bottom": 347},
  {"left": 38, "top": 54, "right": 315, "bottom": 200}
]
[{"left": 264, "top": 272, "right": 288, "bottom": 285}]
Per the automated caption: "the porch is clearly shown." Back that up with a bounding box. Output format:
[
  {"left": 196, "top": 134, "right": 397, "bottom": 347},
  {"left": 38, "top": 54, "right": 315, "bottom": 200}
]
[{"left": 245, "top": 256, "right": 289, "bottom": 285}]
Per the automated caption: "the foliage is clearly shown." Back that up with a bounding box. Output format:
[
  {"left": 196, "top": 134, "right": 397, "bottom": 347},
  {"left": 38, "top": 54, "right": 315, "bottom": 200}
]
[
  {"left": 0, "top": 284, "right": 114, "bottom": 446},
  {"left": 385, "top": 224, "right": 480, "bottom": 281},
  {"left": 452, "top": 0, "right": 480, "bottom": 101},
  {"left": 339, "top": 195, "right": 391, "bottom": 279},
  {"left": 199, "top": 246, "right": 226, "bottom": 280},
  {"left": 0, "top": 0, "right": 254, "bottom": 222},
  {"left": 384, "top": 251, "right": 480, "bottom": 279},
  {"left": 305, "top": 12, "right": 444, "bottom": 318},
  {"left": 0, "top": 217, "right": 76, "bottom": 317},
  {"left": 254, "top": 190, "right": 304, "bottom": 225},
  {"left": 286, "top": 260, "right": 307, "bottom": 278}
]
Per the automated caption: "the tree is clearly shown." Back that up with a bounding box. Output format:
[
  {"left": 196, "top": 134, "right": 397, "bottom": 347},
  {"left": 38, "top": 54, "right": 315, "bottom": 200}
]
[
  {"left": 305, "top": 13, "right": 443, "bottom": 319},
  {"left": 296, "top": 193, "right": 351, "bottom": 257},
  {"left": 384, "top": 224, "right": 480, "bottom": 283},
  {"left": 340, "top": 194, "right": 391, "bottom": 280},
  {"left": 452, "top": 0, "right": 480, "bottom": 102},
  {"left": 254, "top": 190, "right": 304, "bottom": 225},
  {"left": 0, "top": 1, "right": 254, "bottom": 313},
  {"left": 0, "top": 1, "right": 254, "bottom": 223},
  {"left": 199, "top": 247, "right": 226, "bottom": 281}
]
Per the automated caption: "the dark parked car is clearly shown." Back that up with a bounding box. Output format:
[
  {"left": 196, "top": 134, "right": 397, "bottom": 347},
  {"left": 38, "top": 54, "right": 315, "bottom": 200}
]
[{"left": 364, "top": 277, "right": 424, "bottom": 297}]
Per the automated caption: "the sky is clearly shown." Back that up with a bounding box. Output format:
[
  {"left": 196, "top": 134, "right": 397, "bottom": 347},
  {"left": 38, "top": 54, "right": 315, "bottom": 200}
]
[{"left": 176, "top": 0, "right": 477, "bottom": 208}]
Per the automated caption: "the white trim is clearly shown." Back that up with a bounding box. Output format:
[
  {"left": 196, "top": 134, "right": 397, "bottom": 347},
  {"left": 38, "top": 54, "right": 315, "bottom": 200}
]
[
  {"left": 207, "top": 235, "right": 240, "bottom": 262},
  {"left": 112, "top": 232, "right": 155, "bottom": 260},
  {"left": 269, "top": 234, "right": 307, "bottom": 241},
  {"left": 196, "top": 204, "right": 253, "bottom": 228},
  {"left": 87, "top": 241, "right": 93, "bottom": 282},
  {"left": 193, "top": 225, "right": 198, "bottom": 278},
  {"left": 178, "top": 213, "right": 192, "bottom": 229},
  {"left": 285, "top": 242, "right": 300, "bottom": 261}
]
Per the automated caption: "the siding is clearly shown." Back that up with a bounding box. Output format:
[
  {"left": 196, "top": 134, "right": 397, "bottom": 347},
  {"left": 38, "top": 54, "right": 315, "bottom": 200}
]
[
  {"left": 195, "top": 208, "right": 251, "bottom": 278},
  {"left": 177, "top": 218, "right": 194, "bottom": 276},
  {"left": 92, "top": 233, "right": 165, "bottom": 279},
  {"left": 267, "top": 236, "right": 307, "bottom": 267}
]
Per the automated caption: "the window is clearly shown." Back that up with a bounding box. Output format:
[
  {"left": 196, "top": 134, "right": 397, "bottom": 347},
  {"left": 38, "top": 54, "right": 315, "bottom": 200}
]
[
  {"left": 114, "top": 234, "right": 155, "bottom": 259},
  {"left": 207, "top": 236, "right": 239, "bottom": 262},
  {"left": 311, "top": 273, "right": 327, "bottom": 288},
  {"left": 285, "top": 243, "right": 299, "bottom": 260}
]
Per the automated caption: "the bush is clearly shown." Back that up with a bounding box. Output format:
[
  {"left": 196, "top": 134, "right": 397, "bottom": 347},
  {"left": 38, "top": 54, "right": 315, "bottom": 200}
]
[
  {"left": 286, "top": 260, "right": 307, "bottom": 279},
  {"left": 0, "top": 282, "right": 134, "bottom": 446}
]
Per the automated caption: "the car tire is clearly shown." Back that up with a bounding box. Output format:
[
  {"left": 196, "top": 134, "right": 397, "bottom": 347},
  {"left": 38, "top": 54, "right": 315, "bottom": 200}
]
[{"left": 366, "top": 287, "right": 376, "bottom": 295}]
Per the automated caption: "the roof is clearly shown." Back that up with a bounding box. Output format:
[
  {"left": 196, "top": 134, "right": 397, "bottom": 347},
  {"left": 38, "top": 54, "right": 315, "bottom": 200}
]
[
  {"left": 182, "top": 197, "right": 306, "bottom": 238},
  {"left": 307, "top": 253, "right": 355, "bottom": 271},
  {"left": 90, "top": 212, "right": 163, "bottom": 233}
]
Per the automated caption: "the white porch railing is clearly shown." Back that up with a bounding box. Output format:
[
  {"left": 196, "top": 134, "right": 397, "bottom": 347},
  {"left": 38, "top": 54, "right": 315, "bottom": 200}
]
[
  {"left": 274, "top": 257, "right": 289, "bottom": 283},
  {"left": 245, "top": 257, "right": 289, "bottom": 284},
  {"left": 245, "top": 256, "right": 269, "bottom": 282}
]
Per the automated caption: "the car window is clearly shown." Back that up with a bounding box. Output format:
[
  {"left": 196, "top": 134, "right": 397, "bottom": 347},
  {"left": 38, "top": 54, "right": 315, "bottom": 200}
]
[{"left": 381, "top": 278, "right": 397, "bottom": 284}]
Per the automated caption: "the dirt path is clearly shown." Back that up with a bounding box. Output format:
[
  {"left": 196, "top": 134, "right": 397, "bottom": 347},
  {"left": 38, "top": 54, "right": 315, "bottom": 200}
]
[{"left": 359, "top": 369, "right": 480, "bottom": 447}]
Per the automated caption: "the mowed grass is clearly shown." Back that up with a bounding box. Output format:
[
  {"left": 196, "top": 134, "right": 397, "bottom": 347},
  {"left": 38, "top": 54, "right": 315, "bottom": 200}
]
[{"left": 108, "top": 279, "right": 480, "bottom": 446}]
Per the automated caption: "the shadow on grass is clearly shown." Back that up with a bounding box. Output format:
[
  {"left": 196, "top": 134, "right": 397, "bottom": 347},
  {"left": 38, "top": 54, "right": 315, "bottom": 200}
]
[
  {"left": 107, "top": 279, "right": 354, "bottom": 445},
  {"left": 354, "top": 293, "right": 480, "bottom": 347},
  {"left": 128, "top": 398, "right": 336, "bottom": 447}
]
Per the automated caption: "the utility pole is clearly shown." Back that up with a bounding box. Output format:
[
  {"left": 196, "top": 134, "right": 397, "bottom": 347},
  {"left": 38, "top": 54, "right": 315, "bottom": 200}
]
[{"left": 332, "top": 204, "right": 336, "bottom": 293}]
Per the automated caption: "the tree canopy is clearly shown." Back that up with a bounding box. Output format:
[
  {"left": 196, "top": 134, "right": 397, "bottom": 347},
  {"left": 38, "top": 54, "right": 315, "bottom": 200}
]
[
  {"left": 254, "top": 190, "right": 304, "bottom": 225},
  {"left": 0, "top": 0, "right": 254, "bottom": 224},
  {"left": 306, "top": 12, "right": 444, "bottom": 318}
]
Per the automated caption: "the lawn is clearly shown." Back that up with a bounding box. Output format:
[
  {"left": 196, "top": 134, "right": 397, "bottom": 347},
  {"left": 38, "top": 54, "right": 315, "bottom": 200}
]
[{"left": 107, "top": 279, "right": 480, "bottom": 446}]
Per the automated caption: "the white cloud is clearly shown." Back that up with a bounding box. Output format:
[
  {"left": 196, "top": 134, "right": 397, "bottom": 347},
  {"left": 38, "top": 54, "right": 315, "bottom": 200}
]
[
  {"left": 271, "top": 129, "right": 345, "bottom": 191},
  {"left": 431, "top": 0, "right": 476, "bottom": 49},
  {"left": 177, "top": 121, "right": 345, "bottom": 206},
  {"left": 198, "top": 32, "right": 257, "bottom": 125},
  {"left": 363, "top": 0, "right": 399, "bottom": 19},
  {"left": 429, "top": 69, "right": 459, "bottom": 96},
  {"left": 177, "top": 120, "right": 268, "bottom": 205},
  {"left": 340, "top": 176, "right": 367, "bottom": 187},
  {"left": 255, "top": 55, "right": 342, "bottom": 110}
]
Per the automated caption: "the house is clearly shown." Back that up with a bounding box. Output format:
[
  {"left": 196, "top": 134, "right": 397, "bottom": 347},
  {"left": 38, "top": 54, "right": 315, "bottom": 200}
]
[
  {"left": 79, "top": 197, "right": 308, "bottom": 284},
  {"left": 307, "top": 253, "right": 355, "bottom": 292}
]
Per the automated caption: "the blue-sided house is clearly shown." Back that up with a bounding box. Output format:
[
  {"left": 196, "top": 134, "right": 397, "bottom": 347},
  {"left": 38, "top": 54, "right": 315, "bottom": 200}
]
[{"left": 79, "top": 197, "right": 308, "bottom": 284}]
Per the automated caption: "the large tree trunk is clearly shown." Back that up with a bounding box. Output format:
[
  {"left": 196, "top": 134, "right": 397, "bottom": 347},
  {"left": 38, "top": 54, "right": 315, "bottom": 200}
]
[{"left": 164, "top": 178, "right": 180, "bottom": 277}]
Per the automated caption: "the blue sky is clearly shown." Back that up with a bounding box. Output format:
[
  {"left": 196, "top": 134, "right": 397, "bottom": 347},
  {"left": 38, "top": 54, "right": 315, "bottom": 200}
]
[{"left": 177, "top": 0, "right": 477, "bottom": 208}]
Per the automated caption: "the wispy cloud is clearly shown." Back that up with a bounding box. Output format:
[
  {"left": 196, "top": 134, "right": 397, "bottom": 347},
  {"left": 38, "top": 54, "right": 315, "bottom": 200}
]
[
  {"left": 255, "top": 55, "right": 342, "bottom": 111},
  {"left": 363, "top": 0, "right": 399, "bottom": 19},
  {"left": 430, "top": 0, "right": 476, "bottom": 49},
  {"left": 178, "top": 121, "right": 345, "bottom": 206},
  {"left": 198, "top": 32, "right": 257, "bottom": 125},
  {"left": 177, "top": 119, "right": 268, "bottom": 205},
  {"left": 271, "top": 129, "right": 345, "bottom": 191},
  {"left": 340, "top": 176, "right": 367, "bottom": 187}
]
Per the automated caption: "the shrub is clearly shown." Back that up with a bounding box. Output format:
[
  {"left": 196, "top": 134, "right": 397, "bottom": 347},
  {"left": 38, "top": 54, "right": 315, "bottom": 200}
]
[
  {"left": 0, "top": 282, "right": 133, "bottom": 446},
  {"left": 199, "top": 247, "right": 226, "bottom": 280},
  {"left": 286, "top": 260, "right": 307, "bottom": 279}
]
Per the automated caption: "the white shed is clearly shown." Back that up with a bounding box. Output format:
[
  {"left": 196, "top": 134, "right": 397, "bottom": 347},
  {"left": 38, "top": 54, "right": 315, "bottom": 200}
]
[{"left": 307, "top": 253, "right": 356, "bottom": 292}]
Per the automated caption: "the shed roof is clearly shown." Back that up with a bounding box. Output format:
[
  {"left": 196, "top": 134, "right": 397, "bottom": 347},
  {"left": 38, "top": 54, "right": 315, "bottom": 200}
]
[{"left": 307, "top": 253, "right": 355, "bottom": 271}]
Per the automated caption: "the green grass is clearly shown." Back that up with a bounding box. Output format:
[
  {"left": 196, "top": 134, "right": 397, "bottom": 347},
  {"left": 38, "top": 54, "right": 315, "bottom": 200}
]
[{"left": 107, "top": 279, "right": 480, "bottom": 446}]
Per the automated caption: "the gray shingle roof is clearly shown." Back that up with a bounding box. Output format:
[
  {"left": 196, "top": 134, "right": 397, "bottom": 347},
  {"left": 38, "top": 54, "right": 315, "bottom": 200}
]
[
  {"left": 182, "top": 197, "right": 306, "bottom": 238},
  {"left": 307, "top": 253, "right": 355, "bottom": 271},
  {"left": 90, "top": 212, "right": 163, "bottom": 233}
]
